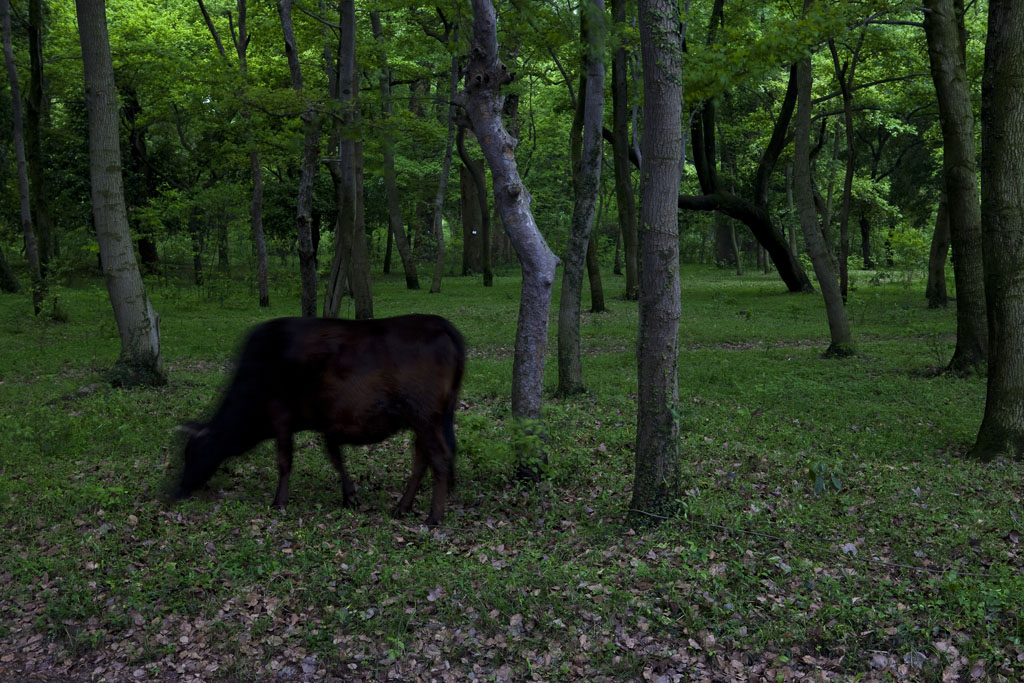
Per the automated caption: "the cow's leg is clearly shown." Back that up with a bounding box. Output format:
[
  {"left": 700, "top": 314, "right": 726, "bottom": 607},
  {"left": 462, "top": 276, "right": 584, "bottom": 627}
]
[
  {"left": 393, "top": 433, "right": 432, "bottom": 520},
  {"left": 398, "top": 427, "right": 451, "bottom": 527},
  {"left": 325, "top": 435, "right": 357, "bottom": 508},
  {"left": 271, "top": 433, "right": 294, "bottom": 508},
  {"left": 425, "top": 426, "right": 454, "bottom": 527}
]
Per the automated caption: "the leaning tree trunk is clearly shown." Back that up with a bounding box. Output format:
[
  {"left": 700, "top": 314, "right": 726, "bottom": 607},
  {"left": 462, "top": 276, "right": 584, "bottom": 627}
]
[
  {"left": 76, "top": 0, "right": 164, "bottom": 386},
  {"left": 629, "top": 0, "right": 683, "bottom": 525},
  {"left": 676, "top": 64, "right": 813, "bottom": 294},
  {"left": 971, "top": 0, "right": 1024, "bottom": 461},
  {"left": 460, "top": 0, "right": 560, "bottom": 479},
  {"left": 277, "top": 0, "right": 320, "bottom": 317},
  {"left": 611, "top": 0, "right": 638, "bottom": 300},
  {"left": 793, "top": 50, "right": 854, "bottom": 357},
  {"left": 2, "top": 0, "right": 43, "bottom": 314},
  {"left": 924, "top": 0, "right": 987, "bottom": 374},
  {"left": 430, "top": 45, "right": 460, "bottom": 294},
  {"left": 925, "top": 192, "right": 950, "bottom": 308},
  {"left": 557, "top": 0, "right": 605, "bottom": 397},
  {"left": 371, "top": 11, "right": 419, "bottom": 290}
]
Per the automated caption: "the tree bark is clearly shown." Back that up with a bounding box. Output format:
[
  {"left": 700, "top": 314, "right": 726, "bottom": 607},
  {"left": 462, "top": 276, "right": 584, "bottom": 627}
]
[
  {"left": 76, "top": 0, "right": 164, "bottom": 385},
  {"left": 586, "top": 229, "right": 606, "bottom": 312},
  {"left": 26, "top": 0, "right": 51, "bottom": 270},
  {"left": 678, "top": 64, "right": 812, "bottom": 293},
  {"left": 2, "top": 0, "right": 43, "bottom": 314},
  {"left": 859, "top": 211, "right": 872, "bottom": 268},
  {"left": 234, "top": 0, "right": 270, "bottom": 307},
  {"left": 925, "top": 192, "right": 950, "bottom": 308},
  {"left": 323, "top": 0, "right": 372, "bottom": 319},
  {"left": 971, "top": 0, "right": 1024, "bottom": 460},
  {"left": 923, "top": 0, "right": 987, "bottom": 374},
  {"left": 371, "top": 11, "right": 419, "bottom": 290},
  {"left": 430, "top": 41, "right": 460, "bottom": 294},
  {"left": 460, "top": 0, "right": 560, "bottom": 479},
  {"left": 629, "top": 0, "right": 683, "bottom": 525},
  {"left": 457, "top": 127, "right": 485, "bottom": 275},
  {"left": 611, "top": 0, "right": 638, "bottom": 300},
  {"left": 828, "top": 36, "right": 862, "bottom": 303},
  {"left": 557, "top": 0, "right": 605, "bottom": 396},
  {"left": 0, "top": 244, "right": 20, "bottom": 293},
  {"left": 277, "top": 0, "right": 319, "bottom": 317},
  {"left": 793, "top": 49, "right": 854, "bottom": 357}
]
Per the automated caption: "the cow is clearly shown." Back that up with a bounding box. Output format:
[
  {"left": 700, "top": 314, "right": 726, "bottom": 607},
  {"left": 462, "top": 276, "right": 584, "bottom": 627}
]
[{"left": 175, "top": 314, "right": 465, "bottom": 526}]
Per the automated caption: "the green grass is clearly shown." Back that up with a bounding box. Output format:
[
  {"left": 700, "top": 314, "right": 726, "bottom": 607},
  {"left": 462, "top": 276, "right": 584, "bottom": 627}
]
[{"left": 1, "top": 263, "right": 1021, "bottom": 681}]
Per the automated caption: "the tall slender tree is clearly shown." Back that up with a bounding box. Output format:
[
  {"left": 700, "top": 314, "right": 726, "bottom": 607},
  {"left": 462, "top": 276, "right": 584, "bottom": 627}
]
[
  {"left": 2, "top": 0, "right": 43, "bottom": 314},
  {"left": 629, "top": 0, "right": 683, "bottom": 524},
  {"left": 461, "top": 0, "right": 560, "bottom": 479},
  {"left": 324, "top": 0, "right": 372, "bottom": 319},
  {"left": 610, "top": 0, "right": 638, "bottom": 300},
  {"left": 923, "top": 0, "right": 987, "bottom": 374},
  {"left": 75, "top": 0, "right": 164, "bottom": 385},
  {"left": 557, "top": 0, "right": 605, "bottom": 397},
  {"left": 26, "top": 0, "right": 51, "bottom": 269},
  {"left": 277, "top": 0, "right": 320, "bottom": 317},
  {"left": 429, "top": 19, "right": 460, "bottom": 295},
  {"left": 971, "top": 0, "right": 1024, "bottom": 461},
  {"left": 371, "top": 10, "right": 419, "bottom": 290},
  {"left": 793, "top": 42, "right": 854, "bottom": 357}
]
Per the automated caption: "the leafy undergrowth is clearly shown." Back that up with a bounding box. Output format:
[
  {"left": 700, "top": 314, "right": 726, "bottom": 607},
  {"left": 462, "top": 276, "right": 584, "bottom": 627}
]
[{"left": 1, "top": 267, "right": 1022, "bottom": 681}]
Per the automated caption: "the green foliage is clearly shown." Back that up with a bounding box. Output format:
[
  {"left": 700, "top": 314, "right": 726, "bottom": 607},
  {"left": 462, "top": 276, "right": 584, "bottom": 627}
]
[
  {"left": 810, "top": 460, "right": 843, "bottom": 495},
  {"left": 1, "top": 264, "right": 1021, "bottom": 680}
]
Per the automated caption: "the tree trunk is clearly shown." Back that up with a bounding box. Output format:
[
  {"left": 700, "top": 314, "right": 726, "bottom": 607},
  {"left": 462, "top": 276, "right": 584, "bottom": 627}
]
[
  {"left": 323, "top": 0, "right": 371, "bottom": 319},
  {"left": 828, "top": 36, "right": 861, "bottom": 303},
  {"left": 76, "top": 0, "right": 164, "bottom": 385},
  {"left": 277, "top": 0, "right": 319, "bottom": 317},
  {"left": 557, "top": 1, "right": 605, "bottom": 396},
  {"left": 925, "top": 192, "right": 950, "bottom": 308},
  {"left": 971, "top": 0, "right": 1024, "bottom": 460},
  {"left": 859, "top": 211, "right": 872, "bottom": 268},
  {"left": 430, "top": 40, "right": 460, "bottom": 294},
  {"left": 2, "top": 0, "right": 43, "bottom": 314},
  {"left": 923, "top": 0, "right": 987, "bottom": 374},
  {"left": 457, "top": 127, "right": 485, "bottom": 276},
  {"left": 26, "top": 0, "right": 51, "bottom": 271},
  {"left": 235, "top": 1, "right": 270, "bottom": 308},
  {"left": 786, "top": 163, "right": 799, "bottom": 257},
  {"left": 250, "top": 150, "right": 269, "bottom": 307},
  {"left": 461, "top": 0, "right": 560, "bottom": 479},
  {"left": 371, "top": 11, "right": 419, "bottom": 290},
  {"left": 793, "top": 50, "right": 854, "bottom": 357},
  {"left": 629, "top": 0, "right": 683, "bottom": 525},
  {"left": 730, "top": 222, "right": 742, "bottom": 275},
  {"left": 586, "top": 231, "right": 606, "bottom": 312},
  {"left": 677, "top": 64, "right": 812, "bottom": 293},
  {"left": 611, "top": 0, "right": 638, "bottom": 300},
  {"left": 0, "top": 244, "right": 20, "bottom": 293},
  {"left": 350, "top": 139, "right": 373, "bottom": 319}
]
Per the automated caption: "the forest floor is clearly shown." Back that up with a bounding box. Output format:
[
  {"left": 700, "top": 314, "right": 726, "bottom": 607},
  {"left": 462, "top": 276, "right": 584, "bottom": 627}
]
[{"left": 1, "top": 265, "right": 1022, "bottom": 681}]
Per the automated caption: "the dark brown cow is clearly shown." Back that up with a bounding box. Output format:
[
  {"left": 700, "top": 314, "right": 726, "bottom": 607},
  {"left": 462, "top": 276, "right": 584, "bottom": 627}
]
[{"left": 176, "top": 314, "right": 465, "bottom": 525}]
